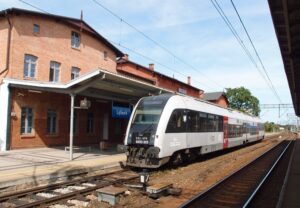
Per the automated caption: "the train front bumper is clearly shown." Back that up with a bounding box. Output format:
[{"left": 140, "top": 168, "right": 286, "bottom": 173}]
[{"left": 122, "top": 146, "right": 169, "bottom": 168}]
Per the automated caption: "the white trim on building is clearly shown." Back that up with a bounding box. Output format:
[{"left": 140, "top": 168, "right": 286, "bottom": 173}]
[{"left": 0, "top": 83, "right": 10, "bottom": 151}]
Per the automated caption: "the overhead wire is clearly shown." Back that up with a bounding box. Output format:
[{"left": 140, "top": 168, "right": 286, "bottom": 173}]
[
  {"left": 108, "top": 40, "right": 213, "bottom": 89},
  {"left": 210, "top": 0, "right": 282, "bottom": 103},
  {"left": 91, "top": 0, "right": 224, "bottom": 90},
  {"left": 17, "top": 0, "right": 213, "bottom": 90},
  {"left": 18, "top": 0, "right": 50, "bottom": 14},
  {"left": 230, "top": 0, "right": 282, "bottom": 103}
]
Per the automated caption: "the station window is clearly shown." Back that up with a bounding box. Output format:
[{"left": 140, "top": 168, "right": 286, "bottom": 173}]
[
  {"left": 71, "top": 67, "right": 80, "bottom": 80},
  {"left": 24, "top": 54, "right": 37, "bottom": 78},
  {"left": 49, "top": 61, "right": 60, "bottom": 82},
  {"left": 21, "top": 107, "right": 33, "bottom": 134},
  {"left": 47, "top": 109, "right": 57, "bottom": 134},
  {"left": 87, "top": 112, "right": 94, "bottom": 134},
  {"left": 33, "top": 24, "right": 40, "bottom": 34},
  {"left": 103, "top": 51, "right": 108, "bottom": 60},
  {"left": 71, "top": 31, "right": 80, "bottom": 48}
]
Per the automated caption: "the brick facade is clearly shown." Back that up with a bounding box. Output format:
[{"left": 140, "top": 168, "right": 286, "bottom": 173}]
[
  {"left": 0, "top": 9, "right": 125, "bottom": 149},
  {"left": 10, "top": 88, "right": 127, "bottom": 149},
  {"left": 6, "top": 14, "right": 117, "bottom": 82},
  {"left": 0, "top": 8, "right": 205, "bottom": 150},
  {"left": 215, "top": 96, "right": 229, "bottom": 108},
  {"left": 117, "top": 57, "right": 204, "bottom": 98},
  {"left": 0, "top": 18, "right": 9, "bottom": 78}
]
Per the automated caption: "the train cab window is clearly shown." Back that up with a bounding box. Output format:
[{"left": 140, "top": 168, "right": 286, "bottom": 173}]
[{"left": 166, "top": 109, "right": 186, "bottom": 133}]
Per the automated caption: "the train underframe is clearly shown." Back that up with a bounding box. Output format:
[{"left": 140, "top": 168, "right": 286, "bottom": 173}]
[
  {"left": 124, "top": 135, "right": 264, "bottom": 168},
  {"left": 124, "top": 146, "right": 170, "bottom": 168}
]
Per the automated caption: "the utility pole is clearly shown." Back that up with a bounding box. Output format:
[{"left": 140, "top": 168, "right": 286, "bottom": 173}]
[{"left": 260, "top": 104, "right": 293, "bottom": 118}]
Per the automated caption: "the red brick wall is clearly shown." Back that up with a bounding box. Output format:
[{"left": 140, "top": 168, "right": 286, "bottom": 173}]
[
  {"left": 215, "top": 96, "right": 229, "bottom": 108},
  {"left": 6, "top": 14, "right": 117, "bottom": 83},
  {"left": 10, "top": 87, "right": 127, "bottom": 149},
  {"left": 117, "top": 62, "right": 202, "bottom": 98},
  {"left": 117, "top": 62, "right": 156, "bottom": 83},
  {"left": 155, "top": 75, "right": 200, "bottom": 98},
  {"left": 0, "top": 18, "right": 9, "bottom": 78}
]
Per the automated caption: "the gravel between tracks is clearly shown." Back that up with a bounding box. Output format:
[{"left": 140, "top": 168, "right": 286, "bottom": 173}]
[
  {"left": 2, "top": 132, "right": 295, "bottom": 208},
  {"left": 89, "top": 132, "right": 295, "bottom": 208}
]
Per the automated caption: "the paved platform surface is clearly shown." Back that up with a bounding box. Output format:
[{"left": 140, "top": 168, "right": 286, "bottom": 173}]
[
  {"left": 0, "top": 147, "right": 126, "bottom": 189},
  {"left": 280, "top": 138, "right": 300, "bottom": 208}
]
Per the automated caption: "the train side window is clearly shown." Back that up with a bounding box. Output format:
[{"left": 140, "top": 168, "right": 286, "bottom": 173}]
[
  {"left": 187, "top": 111, "right": 199, "bottom": 132},
  {"left": 166, "top": 109, "right": 186, "bottom": 133},
  {"left": 218, "top": 116, "right": 224, "bottom": 132},
  {"left": 207, "top": 114, "right": 215, "bottom": 132},
  {"left": 199, "top": 112, "right": 207, "bottom": 132}
]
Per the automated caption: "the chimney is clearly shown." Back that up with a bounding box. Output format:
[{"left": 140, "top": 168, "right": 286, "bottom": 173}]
[
  {"left": 187, "top": 76, "right": 191, "bottom": 85},
  {"left": 149, "top": 63, "right": 154, "bottom": 71},
  {"left": 80, "top": 10, "right": 83, "bottom": 32},
  {"left": 123, "top": 54, "right": 129, "bottom": 60},
  {"left": 199, "top": 90, "right": 204, "bottom": 98}
]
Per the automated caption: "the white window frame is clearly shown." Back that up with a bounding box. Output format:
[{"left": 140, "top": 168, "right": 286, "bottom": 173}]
[
  {"left": 49, "top": 61, "right": 60, "bottom": 82},
  {"left": 71, "top": 31, "right": 80, "bottom": 48},
  {"left": 24, "top": 54, "right": 37, "bottom": 78},
  {"left": 33, "top": 24, "right": 40, "bottom": 34},
  {"left": 71, "top": 67, "right": 80, "bottom": 80},
  {"left": 103, "top": 51, "right": 108, "bottom": 60},
  {"left": 47, "top": 109, "right": 57, "bottom": 134},
  {"left": 21, "top": 107, "right": 33, "bottom": 134}
]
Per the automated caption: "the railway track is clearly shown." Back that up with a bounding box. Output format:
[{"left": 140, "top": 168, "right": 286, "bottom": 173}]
[
  {"left": 0, "top": 169, "right": 139, "bottom": 207},
  {"left": 180, "top": 140, "right": 294, "bottom": 208}
]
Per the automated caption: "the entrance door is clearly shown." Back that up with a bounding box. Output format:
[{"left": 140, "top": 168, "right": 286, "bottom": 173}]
[
  {"left": 223, "top": 116, "right": 229, "bottom": 148},
  {"left": 102, "top": 113, "right": 109, "bottom": 140}
]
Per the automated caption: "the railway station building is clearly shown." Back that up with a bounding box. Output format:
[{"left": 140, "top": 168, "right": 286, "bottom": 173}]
[
  {"left": 203, "top": 92, "right": 229, "bottom": 108},
  {"left": 0, "top": 8, "right": 204, "bottom": 152}
]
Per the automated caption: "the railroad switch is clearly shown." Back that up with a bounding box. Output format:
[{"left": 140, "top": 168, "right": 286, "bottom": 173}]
[{"left": 96, "top": 185, "right": 127, "bottom": 206}]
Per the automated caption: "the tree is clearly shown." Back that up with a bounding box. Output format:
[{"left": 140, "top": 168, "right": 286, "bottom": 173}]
[
  {"left": 264, "top": 122, "right": 279, "bottom": 132},
  {"left": 225, "top": 87, "right": 260, "bottom": 116}
]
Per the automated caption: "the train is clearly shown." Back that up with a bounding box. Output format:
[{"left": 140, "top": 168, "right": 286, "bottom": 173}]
[{"left": 122, "top": 94, "right": 265, "bottom": 168}]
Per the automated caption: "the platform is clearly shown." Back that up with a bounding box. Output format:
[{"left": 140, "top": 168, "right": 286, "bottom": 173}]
[
  {"left": 280, "top": 138, "right": 300, "bottom": 208},
  {"left": 0, "top": 147, "right": 126, "bottom": 190}
]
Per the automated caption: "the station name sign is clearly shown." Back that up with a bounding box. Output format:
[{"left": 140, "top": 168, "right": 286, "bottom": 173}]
[
  {"left": 112, "top": 106, "right": 131, "bottom": 119},
  {"left": 178, "top": 88, "right": 187, "bottom": 94}
]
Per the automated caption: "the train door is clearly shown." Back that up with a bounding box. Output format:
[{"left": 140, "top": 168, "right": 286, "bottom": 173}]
[{"left": 223, "top": 116, "right": 229, "bottom": 148}]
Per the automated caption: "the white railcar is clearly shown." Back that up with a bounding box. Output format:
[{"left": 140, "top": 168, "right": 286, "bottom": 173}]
[{"left": 123, "top": 94, "right": 264, "bottom": 168}]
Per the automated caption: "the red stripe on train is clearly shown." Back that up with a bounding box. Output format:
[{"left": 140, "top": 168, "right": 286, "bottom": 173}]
[{"left": 223, "top": 116, "right": 229, "bottom": 149}]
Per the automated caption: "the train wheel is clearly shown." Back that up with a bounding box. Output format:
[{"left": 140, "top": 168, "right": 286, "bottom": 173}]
[
  {"left": 184, "top": 152, "right": 197, "bottom": 163},
  {"left": 171, "top": 152, "right": 183, "bottom": 166}
]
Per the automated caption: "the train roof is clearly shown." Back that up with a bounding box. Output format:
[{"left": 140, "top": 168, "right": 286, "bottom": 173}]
[{"left": 148, "top": 93, "right": 262, "bottom": 123}]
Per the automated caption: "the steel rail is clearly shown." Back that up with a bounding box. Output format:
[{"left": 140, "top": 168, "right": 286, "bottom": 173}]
[
  {"left": 179, "top": 140, "right": 292, "bottom": 208},
  {"left": 242, "top": 140, "right": 292, "bottom": 207},
  {"left": 16, "top": 173, "right": 138, "bottom": 208},
  {"left": 0, "top": 169, "right": 126, "bottom": 202},
  {"left": 0, "top": 169, "right": 136, "bottom": 207}
]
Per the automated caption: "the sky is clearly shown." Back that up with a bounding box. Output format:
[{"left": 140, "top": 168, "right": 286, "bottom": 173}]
[{"left": 0, "top": 0, "right": 297, "bottom": 124}]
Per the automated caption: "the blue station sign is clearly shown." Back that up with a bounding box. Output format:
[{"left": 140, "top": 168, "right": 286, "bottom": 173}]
[{"left": 112, "top": 106, "right": 132, "bottom": 119}]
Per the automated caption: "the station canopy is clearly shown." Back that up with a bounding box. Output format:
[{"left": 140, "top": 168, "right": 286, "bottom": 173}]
[
  {"left": 268, "top": 0, "right": 300, "bottom": 116},
  {"left": 4, "top": 69, "right": 172, "bottom": 103}
]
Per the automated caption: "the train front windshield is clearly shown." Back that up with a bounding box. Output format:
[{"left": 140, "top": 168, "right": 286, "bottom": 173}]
[{"left": 127, "top": 95, "right": 171, "bottom": 145}]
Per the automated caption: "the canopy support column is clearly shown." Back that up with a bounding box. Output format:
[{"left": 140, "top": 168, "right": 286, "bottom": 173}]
[{"left": 69, "top": 93, "right": 75, "bottom": 160}]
